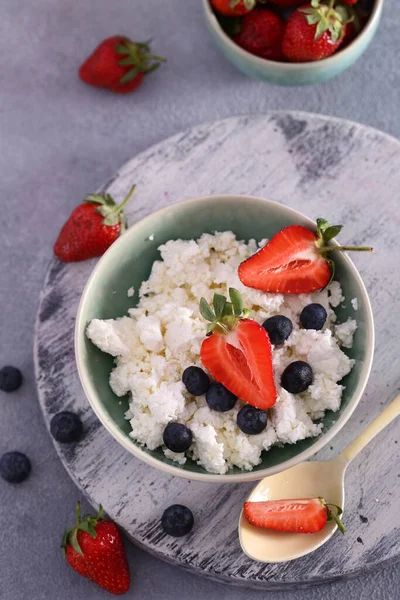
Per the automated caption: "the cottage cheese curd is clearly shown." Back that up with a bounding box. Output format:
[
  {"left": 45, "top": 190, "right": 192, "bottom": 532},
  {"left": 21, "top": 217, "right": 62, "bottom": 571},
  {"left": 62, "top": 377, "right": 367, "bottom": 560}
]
[{"left": 87, "top": 231, "right": 357, "bottom": 475}]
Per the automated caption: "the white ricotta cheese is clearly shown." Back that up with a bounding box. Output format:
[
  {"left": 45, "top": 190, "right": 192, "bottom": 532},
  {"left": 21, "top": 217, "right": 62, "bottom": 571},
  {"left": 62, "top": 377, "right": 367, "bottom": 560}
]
[{"left": 86, "top": 232, "right": 356, "bottom": 474}]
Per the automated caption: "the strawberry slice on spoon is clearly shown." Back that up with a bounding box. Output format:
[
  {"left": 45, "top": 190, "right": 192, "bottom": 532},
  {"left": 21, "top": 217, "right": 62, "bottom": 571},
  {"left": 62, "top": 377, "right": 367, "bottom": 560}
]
[
  {"left": 238, "top": 218, "right": 373, "bottom": 294},
  {"left": 244, "top": 497, "right": 345, "bottom": 534},
  {"left": 199, "top": 289, "right": 277, "bottom": 410}
]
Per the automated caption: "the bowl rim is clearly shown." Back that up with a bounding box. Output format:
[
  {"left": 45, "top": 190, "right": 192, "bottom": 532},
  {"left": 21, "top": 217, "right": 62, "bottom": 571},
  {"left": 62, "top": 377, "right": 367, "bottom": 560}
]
[
  {"left": 75, "top": 194, "right": 375, "bottom": 483},
  {"left": 202, "top": 0, "right": 383, "bottom": 70}
]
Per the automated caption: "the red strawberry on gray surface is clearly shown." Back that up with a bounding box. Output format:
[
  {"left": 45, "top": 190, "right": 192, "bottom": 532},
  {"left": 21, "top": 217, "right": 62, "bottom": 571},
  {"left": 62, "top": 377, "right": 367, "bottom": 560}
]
[
  {"left": 62, "top": 503, "right": 130, "bottom": 595},
  {"left": 54, "top": 185, "right": 135, "bottom": 262}
]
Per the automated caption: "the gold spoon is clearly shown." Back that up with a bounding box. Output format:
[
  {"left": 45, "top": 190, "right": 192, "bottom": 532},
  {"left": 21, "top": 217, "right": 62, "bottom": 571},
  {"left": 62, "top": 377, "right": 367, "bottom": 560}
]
[{"left": 239, "top": 394, "right": 400, "bottom": 563}]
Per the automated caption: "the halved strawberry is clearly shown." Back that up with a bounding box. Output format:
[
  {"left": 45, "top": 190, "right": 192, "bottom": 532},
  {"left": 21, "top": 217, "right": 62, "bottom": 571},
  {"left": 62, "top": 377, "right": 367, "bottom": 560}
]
[
  {"left": 238, "top": 218, "right": 373, "bottom": 294},
  {"left": 244, "top": 497, "right": 345, "bottom": 534},
  {"left": 199, "top": 289, "right": 277, "bottom": 410}
]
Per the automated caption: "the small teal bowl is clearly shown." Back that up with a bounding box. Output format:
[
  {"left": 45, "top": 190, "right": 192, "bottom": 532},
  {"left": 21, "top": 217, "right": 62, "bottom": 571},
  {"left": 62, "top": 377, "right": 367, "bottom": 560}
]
[
  {"left": 203, "top": 0, "right": 383, "bottom": 86},
  {"left": 75, "top": 195, "right": 374, "bottom": 483}
]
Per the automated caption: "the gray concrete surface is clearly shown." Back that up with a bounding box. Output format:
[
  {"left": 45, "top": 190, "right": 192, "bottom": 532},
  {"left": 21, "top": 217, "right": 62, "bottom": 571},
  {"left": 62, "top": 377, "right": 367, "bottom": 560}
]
[{"left": 0, "top": 0, "right": 399, "bottom": 598}]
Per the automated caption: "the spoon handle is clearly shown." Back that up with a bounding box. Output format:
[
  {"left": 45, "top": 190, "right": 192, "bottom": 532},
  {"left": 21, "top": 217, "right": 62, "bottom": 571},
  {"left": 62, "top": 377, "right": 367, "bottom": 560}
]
[{"left": 340, "top": 395, "right": 400, "bottom": 464}]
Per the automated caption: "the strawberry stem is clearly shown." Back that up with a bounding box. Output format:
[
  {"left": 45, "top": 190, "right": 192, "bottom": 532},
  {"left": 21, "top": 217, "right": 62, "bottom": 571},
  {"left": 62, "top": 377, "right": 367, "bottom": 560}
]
[
  {"left": 115, "top": 184, "right": 136, "bottom": 214},
  {"left": 319, "top": 497, "right": 346, "bottom": 534},
  {"left": 319, "top": 245, "right": 374, "bottom": 253}
]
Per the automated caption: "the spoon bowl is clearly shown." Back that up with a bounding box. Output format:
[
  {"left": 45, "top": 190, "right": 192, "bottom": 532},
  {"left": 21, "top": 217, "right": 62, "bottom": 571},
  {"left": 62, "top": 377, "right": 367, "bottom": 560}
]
[{"left": 239, "top": 395, "right": 400, "bottom": 563}]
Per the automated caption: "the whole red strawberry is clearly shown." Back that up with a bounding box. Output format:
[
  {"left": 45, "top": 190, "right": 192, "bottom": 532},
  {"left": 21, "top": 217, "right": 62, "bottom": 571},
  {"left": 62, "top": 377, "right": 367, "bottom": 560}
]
[
  {"left": 211, "top": 0, "right": 256, "bottom": 17},
  {"left": 54, "top": 185, "right": 135, "bottom": 262},
  {"left": 282, "top": 1, "right": 348, "bottom": 62},
  {"left": 79, "top": 36, "right": 165, "bottom": 94},
  {"left": 233, "top": 8, "right": 286, "bottom": 60},
  {"left": 62, "top": 503, "right": 130, "bottom": 595}
]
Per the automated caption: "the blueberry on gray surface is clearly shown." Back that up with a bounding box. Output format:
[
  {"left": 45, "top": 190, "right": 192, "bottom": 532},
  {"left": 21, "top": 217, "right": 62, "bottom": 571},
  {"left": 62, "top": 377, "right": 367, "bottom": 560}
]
[
  {"left": 300, "top": 303, "right": 327, "bottom": 330},
  {"left": 50, "top": 411, "right": 83, "bottom": 443},
  {"left": 182, "top": 366, "right": 210, "bottom": 395},
  {"left": 262, "top": 316, "right": 293, "bottom": 345},
  {"left": 162, "top": 504, "right": 194, "bottom": 537},
  {"left": 281, "top": 361, "right": 313, "bottom": 394},
  {"left": 0, "top": 366, "right": 23, "bottom": 392},
  {"left": 237, "top": 405, "right": 268, "bottom": 435},
  {"left": 163, "top": 422, "right": 193, "bottom": 453},
  {"left": 206, "top": 382, "right": 237, "bottom": 412},
  {"left": 0, "top": 451, "right": 31, "bottom": 483}
]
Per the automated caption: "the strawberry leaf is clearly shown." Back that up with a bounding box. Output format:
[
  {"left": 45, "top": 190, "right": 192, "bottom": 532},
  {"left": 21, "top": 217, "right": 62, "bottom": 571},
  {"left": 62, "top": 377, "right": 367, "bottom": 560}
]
[
  {"left": 316, "top": 217, "right": 330, "bottom": 233},
  {"left": 229, "top": 288, "right": 244, "bottom": 316},
  {"left": 119, "top": 56, "right": 136, "bottom": 66},
  {"left": 119, "top": 67, "right": 140, "bottom": 84},
  {"left": 102, "top": 213, "right": 120, "bottom": 226},
  {"left": 70, "top": 529, "right": 83, "bottom": 557},
  {"left": 222, "top": 302, "right": 234, "bottom": 317},
  {"left": 213, "top": 293, "right": 226, "bottom": 320},
  {"left": 323, "top": 225, "right": 343, "bottom": 241},
  {"left": 85, "top": 193, "right": 108, "bottom": 206},
  {"left": 115, "top": 43, "right": 130, "bottom": 55},
  {"left": 323, "top": 499, "right": 346, "bottom": 534},
  {"left": 315, "top": 18, "right": 329, "bottom": 39},
  {"left": 200, "top": 298, "right": 216, "bottom": 323},
  {"left": 144, "top": 63, "right": 161, "bottom": 74}
]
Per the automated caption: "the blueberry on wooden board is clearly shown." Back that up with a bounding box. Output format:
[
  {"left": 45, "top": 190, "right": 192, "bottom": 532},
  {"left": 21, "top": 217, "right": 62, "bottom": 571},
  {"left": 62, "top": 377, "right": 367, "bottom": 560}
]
[
  {"left": 50, "top": 411, "right": 83, "bottom": 443},
  {"left": 162, "top": 505, "right": 194, "bottom": 537}
]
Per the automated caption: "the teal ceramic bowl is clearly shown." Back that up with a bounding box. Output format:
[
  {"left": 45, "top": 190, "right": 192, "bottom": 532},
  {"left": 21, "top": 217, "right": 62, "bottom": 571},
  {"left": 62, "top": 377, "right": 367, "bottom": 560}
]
[
  {"left": 203, "top": 0, "right": 383, "bottom": 86},
  {"left": 75, "top": 195, "right": 374, "bottom": 483}
]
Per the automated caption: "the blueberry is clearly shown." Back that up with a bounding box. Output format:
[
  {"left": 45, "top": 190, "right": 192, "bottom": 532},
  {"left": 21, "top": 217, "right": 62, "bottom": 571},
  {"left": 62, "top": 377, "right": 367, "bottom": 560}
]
[
  {"left": 162, "top": 504, "right": 194, "bottom": 537},
  {"left": 50, "top": 411, "right": 83, "bottom": 443},
  {"left": 262, "top": 316, "right": 293, "bottom": 345},
  {"left": 182, "top": 366, "right": 210, "bottom": 396},
  {"left": 300, "top": 304, "right": 327, "bottom": 331},
  {"left": 281, "top": 361, "right": 313, "bottom": 394},
  {"left": 206, "top": 382, "right": 237, "bottom": 412},
  {"left": 237, "top": 405, "right": 268, "bottom": 435},
  {"left": 163, "top": 423, "right": 193, "bottom": 453},
  {"left": 0, "top": 366, "right": 23, "bottom": 392},
  {"left": 0, "top": 451, "right": 31, "bottom": 483}
]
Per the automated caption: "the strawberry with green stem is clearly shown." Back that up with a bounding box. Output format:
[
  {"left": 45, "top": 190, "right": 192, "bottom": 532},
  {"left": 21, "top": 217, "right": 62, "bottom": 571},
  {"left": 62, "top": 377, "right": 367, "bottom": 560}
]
[
  {"left": 244, "top": 497, "right": 345, "bottom": 534},
  {"left": 239, "top": 218, "right": 373, "bottom": 294},
  {"left": 62, "top": 502, "right": 130, "bottom": 595},
  {"left": 79, "top": 36, "right": 165, "bottom": 94},
  {"left": 54, "top": 185, "right": 136, "bottom": 262},
  {"left": 199, "top": 288, "right": 277, "bottom": 410},
  {"left": 282, "top": 0, "right": 349, "bottom": 62}
]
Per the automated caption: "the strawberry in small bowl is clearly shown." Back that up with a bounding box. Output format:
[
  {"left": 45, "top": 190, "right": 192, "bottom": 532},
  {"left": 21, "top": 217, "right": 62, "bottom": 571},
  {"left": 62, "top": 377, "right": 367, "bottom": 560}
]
[{"left": 203, "top": 0, "right": 383, "bottom": 85}]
